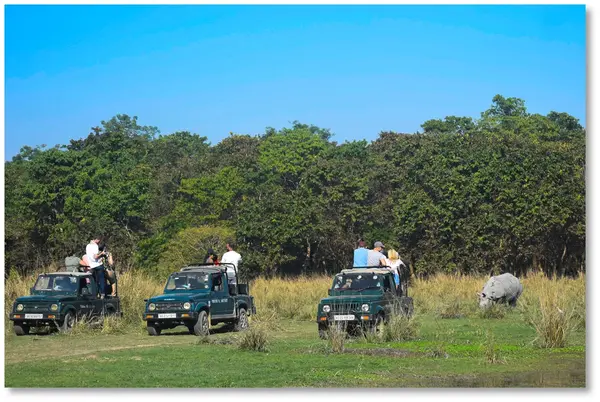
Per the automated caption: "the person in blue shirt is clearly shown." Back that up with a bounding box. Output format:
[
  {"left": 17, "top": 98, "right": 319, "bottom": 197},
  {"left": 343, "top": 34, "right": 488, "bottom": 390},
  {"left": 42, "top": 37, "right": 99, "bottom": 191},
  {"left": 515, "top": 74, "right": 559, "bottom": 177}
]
[{"left": 353, "top": 239, "right": 369, "bottom": 267}]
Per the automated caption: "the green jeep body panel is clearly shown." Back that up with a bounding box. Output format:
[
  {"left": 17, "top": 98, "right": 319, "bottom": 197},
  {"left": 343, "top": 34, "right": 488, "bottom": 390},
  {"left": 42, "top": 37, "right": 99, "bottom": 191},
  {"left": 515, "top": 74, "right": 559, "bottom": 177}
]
[
  {"left": 316, "top": 267, "right": 413, "bottom": 338},
  {"left": 9, "top": 271, "right": 122, "bottom": 335},
  {"left": 143, "top": 264, "right": 255, "bottom": 336}
]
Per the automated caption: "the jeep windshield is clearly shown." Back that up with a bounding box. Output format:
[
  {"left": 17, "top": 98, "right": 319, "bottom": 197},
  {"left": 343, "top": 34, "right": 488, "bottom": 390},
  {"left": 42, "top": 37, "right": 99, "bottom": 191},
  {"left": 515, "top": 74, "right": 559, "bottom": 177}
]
[
  {"left": 32, "top": 275, "right": 79, "bottom": 295},
  {"left": 165, "top": 273, "right": 210, "bottom": 292},
  {"left": 331, "top": 273, "right": 384, "bottom": 293}
]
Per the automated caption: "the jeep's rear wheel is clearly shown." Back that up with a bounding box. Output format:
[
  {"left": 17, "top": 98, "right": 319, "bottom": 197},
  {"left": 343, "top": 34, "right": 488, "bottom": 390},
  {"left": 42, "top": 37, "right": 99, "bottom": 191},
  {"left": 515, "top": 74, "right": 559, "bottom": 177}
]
[
  {"left": 60, "top": 311, "right": 75, "bottom": 333},
  {"left": 147, "top": 322, "right": 162, "bottom": 336},
  {"left": 193, "top": 311, "right": 209, "bottom": 336},
  {"left": 14, "top": 324, "right": 30, "bottom": 336},
  {"left": 233, "top": 308, "right": 248, "bottom": 332},
  {"left": 400, "top": 296, "right": 414, "bottom": 318}
]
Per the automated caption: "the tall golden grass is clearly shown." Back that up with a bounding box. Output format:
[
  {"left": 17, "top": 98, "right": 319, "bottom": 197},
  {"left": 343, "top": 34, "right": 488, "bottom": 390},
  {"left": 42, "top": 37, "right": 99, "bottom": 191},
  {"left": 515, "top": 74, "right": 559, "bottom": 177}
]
[{"left": 5, "top": 268, "right": 585, "bottom": 347}]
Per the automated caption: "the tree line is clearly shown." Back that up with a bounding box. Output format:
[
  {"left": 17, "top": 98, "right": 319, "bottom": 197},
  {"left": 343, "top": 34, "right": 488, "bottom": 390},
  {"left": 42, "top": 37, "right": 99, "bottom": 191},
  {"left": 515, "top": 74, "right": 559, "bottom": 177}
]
[{"left": 4, "top": 95, "right": 585, "bottom": 279}]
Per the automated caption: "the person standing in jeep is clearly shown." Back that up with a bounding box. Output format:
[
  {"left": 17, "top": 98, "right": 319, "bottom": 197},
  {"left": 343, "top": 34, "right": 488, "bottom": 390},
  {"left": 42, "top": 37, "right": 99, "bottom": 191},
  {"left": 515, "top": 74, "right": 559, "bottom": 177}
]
[
  {"left": 221, "top": 241, "right": 242, "bottom": 285},
  {"left": 86, "top": 237, "right": 107, "bottom": 298},
  {"left": 367, "top": 241, "right": 387, "bottom": 267}
]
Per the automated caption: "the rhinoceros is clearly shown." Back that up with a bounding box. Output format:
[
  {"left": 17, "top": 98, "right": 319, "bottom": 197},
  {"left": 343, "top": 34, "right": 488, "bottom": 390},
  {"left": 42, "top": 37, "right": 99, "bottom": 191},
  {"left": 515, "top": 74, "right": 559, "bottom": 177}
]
[{"left": 477, "top": 273, "right": 523, "bottom": 308}]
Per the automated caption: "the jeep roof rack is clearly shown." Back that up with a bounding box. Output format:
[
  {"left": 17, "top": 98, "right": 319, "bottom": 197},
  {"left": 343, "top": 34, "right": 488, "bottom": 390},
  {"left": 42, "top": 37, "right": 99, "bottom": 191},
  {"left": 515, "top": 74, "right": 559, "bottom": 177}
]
[
  {"left": 340, "top": 266, "right": 393, "bottom": 275},
  {"left": 44, "top": 272, "right": 93, "bottom": 277},
  {"left": 179, "top": 263, "right": 241, "bottom": 284}
]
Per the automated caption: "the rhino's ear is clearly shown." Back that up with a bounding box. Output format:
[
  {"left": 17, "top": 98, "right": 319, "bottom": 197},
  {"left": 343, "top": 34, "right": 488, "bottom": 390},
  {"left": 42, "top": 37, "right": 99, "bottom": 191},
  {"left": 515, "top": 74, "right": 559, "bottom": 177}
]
[{"left": 476, "top": 292, "right": 481, "bottom": 297}]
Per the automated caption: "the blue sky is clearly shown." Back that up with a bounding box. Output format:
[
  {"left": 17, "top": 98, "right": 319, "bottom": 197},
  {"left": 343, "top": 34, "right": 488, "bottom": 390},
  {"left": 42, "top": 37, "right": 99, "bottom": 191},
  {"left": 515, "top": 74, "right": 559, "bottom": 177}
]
[{"left": 4, "top": 4, "right": 586, "bottom": 159}]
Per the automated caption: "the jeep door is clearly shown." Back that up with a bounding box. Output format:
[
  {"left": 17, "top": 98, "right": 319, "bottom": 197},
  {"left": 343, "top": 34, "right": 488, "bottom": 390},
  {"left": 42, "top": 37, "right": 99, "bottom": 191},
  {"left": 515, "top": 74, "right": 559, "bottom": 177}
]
[
  {"left": 77, "top": 277, "right": 98, "bottom": 318},
  {"left": 210, "top": 272, "right": 235, "bottom": 318},
  {"left": 382, "top": 275, "right": 396, "bottom": 312}
]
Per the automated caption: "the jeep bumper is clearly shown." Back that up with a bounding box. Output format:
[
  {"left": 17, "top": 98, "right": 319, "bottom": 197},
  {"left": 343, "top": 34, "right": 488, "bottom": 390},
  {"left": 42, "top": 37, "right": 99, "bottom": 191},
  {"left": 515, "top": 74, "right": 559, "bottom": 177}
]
[
  {"left": 10, "top": 313, "right": 63, "bottom": 326},
  {"left": 143, "top": 311, "right": 199, "bottom": 321},
  {"left": 316, "top": 313, "right": 374, "bottom": 324}
]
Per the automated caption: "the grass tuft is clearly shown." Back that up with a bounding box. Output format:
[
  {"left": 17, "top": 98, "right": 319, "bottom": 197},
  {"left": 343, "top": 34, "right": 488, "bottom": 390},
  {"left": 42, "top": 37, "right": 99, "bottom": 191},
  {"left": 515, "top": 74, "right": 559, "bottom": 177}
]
[
  {"left": 327, "top": 324, "right": 347, "bottom": 353},
  {"left": 238, "top": 324, "right": 270, "bottom": 352},
  {"left": 482, "top": 329, "right": 505, "bottom": 364}
]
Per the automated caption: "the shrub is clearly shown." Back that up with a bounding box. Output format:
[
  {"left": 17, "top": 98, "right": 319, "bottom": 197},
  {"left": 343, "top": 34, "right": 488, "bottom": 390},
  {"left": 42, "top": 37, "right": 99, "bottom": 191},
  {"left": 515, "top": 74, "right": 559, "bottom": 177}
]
[
  {"left": 238, "top": 325, "right": 270, "bottom": 352},
  {"left": 381, "top": 315, "right": 419, "bottom": 342}
]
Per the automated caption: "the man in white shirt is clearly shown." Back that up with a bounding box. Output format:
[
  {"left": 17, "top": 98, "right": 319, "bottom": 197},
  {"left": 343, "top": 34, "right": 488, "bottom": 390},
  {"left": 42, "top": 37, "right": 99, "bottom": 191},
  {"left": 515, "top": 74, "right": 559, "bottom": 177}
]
[
  {"left": 86, "top": 237, "right": 107, "bottom": 298},
  {"left": 220, "top": 241, "right": 242, "bottom": 285}
]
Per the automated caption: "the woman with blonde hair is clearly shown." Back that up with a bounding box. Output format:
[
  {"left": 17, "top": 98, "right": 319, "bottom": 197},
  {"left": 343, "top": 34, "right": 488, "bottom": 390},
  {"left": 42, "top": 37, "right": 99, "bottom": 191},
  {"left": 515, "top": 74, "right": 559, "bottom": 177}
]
[{"left": 385, "top": 249, "right": 405, "bottom": 289}]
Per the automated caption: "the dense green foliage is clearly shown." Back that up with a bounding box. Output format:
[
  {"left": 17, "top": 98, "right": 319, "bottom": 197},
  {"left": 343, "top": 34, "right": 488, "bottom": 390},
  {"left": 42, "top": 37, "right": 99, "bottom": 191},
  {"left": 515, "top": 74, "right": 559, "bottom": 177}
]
[{"left": 4, "top": 95, "right": 585, "bottom": 278}]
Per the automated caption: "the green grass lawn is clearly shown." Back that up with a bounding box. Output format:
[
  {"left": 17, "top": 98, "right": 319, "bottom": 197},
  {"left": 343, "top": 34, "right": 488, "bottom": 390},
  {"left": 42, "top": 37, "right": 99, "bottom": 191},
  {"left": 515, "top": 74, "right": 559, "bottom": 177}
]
[{"left": 4, "top": 313, "right": 585, "bottom": 388}]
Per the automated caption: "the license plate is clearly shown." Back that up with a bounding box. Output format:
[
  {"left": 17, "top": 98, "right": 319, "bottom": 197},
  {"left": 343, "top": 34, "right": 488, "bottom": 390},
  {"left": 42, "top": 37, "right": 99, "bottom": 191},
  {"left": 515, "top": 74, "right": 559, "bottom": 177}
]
[
  {"left": 333, "top": 314, "right": 355, "bottom": 321},
  {"left": 24, "top": 314, "right": 43, "bottom": 319},
  {"left": 158, "top": 313, "right": 176, "bottom": 319}
]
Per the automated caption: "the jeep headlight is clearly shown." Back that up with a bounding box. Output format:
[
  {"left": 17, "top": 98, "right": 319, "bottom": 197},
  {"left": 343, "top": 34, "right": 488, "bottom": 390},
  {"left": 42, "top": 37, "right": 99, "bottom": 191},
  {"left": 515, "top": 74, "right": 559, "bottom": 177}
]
[
  {"left": 16, "top": 304, "right": 23, "bottom": 312},
  {"left": 148, "top": 303, "right": 156, "bottom": 311},
  {"left": 323, "top": 305, "right": 331, "bottom": 313},
  {"left": 361, "top": 304, "right": 369, "bottom": 312},
  {"left": 183, "top": 302, "right": 191, "bottom": 310},
  {"left": 50, "top": 304, "right": 59, "bottom": 312}
]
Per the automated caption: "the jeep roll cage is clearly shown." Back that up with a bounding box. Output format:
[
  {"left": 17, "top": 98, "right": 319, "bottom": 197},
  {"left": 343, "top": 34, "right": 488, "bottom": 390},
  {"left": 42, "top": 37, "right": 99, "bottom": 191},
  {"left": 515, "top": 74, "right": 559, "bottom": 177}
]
[{"left": 180, "top": 263, "right": 248, "bottom": 295}]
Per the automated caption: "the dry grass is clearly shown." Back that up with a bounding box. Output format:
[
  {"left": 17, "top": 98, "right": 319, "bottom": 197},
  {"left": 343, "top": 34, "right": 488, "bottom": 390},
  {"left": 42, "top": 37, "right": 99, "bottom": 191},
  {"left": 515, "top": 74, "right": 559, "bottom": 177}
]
[
  {"left": 327, "top": 324, "right": 347, "bottom": 353},
  {"left": 520, "top": 272, "right": 582, "bottom": 348},
  {"left": 381, "top": 315, "right": 420, "bottom": 342},
  {"left": 250, "top": 275, "right": 331, "bottom": 321}
]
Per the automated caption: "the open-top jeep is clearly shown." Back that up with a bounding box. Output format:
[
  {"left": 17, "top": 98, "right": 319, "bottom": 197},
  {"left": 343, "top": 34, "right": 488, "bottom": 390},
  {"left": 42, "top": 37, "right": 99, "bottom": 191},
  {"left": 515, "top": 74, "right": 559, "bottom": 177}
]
[
  {"left": 316, "top": 266, "right": 413, "bottom": 339},
  {"left": 9, "top": 271, "right": 122, "bottom": 335},
  {"left": 143, "top": 263, "right": 255, "bottom": 336}
]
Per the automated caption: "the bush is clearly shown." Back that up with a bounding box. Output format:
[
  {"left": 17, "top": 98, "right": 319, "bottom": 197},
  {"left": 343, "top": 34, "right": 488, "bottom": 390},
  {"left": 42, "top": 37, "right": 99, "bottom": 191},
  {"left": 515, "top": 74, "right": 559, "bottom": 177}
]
[
  {"left": 381, "top": 315, "right": 419, "bottom": 342},
  {"left": 238, "top": 325, "right": 270, "bottom": 352}
]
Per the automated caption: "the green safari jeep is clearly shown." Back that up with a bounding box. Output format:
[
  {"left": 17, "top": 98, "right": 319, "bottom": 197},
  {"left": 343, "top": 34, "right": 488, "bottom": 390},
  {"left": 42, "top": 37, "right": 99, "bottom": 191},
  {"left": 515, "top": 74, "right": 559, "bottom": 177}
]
[
  {"left": 316, "top": 267, "right": 414, "bottom": 338},
  {"left": 143, "top": 263, "right": 256, "bottom": 336},
  {"left": 9, "top": 271, "right": 122, "bottom": 335}
]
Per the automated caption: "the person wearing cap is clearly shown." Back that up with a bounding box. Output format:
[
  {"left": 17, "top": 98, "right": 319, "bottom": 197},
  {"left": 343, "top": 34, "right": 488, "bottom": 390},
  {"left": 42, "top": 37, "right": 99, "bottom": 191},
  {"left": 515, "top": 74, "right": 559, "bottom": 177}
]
[
  {"left": 367, "top": 241, "right": 387, "bottom": 267},
  {"left": 353, "top": 239, "right": 369, "bottom": 268}
]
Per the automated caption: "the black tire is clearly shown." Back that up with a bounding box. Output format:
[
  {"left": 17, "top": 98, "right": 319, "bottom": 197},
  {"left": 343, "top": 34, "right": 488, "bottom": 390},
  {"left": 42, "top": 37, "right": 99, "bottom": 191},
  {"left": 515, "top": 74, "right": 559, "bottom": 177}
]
[
  {"left": 369, "top": 314, "right": 385, "bottom": 334},
  {"left": 105, "top": 305, "right": 117, "bottom": 316},
  {"left": 147, "top": 322, "right": 162, "bottom": 336},
  {"left": 14, "top": 324, "right": 30, "bottom": 336},
  {"left": 60, "top": 310, "right": 75, "bottom": 333},
  {"left": 400, "top": 296, "right": 414, "bottom": 318},
  {"left": 233, "top": 308, "right": 249, "bottom": 332},
  {"left": 193, "top": 310, "right": 210, "bottom": 336},
  {"left": 318, "top": 323, "right": 329, "bottom": 340}
]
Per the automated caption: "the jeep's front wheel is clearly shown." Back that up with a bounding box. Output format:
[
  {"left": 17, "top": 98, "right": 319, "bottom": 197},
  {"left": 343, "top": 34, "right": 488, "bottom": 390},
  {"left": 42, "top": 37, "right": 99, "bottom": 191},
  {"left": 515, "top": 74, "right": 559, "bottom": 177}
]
[
  {"left": 14, "top": 324, "right": 30, "bottom": 336},
  {"left": 60, "top": 311, "right": 75, "bottom": 333},
  {"left": 193, "top": 311, "right": 209, "bottom": 336},
  {"left": 233, "top": 308, "right": 249, "bottom": 332},
  {"left": 318, "top": 323, "right": 328, "bottom": 340},
  {"left": 147, "top": 322, "right": 162, "bottom": 336},
  {"left": 369, "top": 314, "right": 385, "bottom": 334}
]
